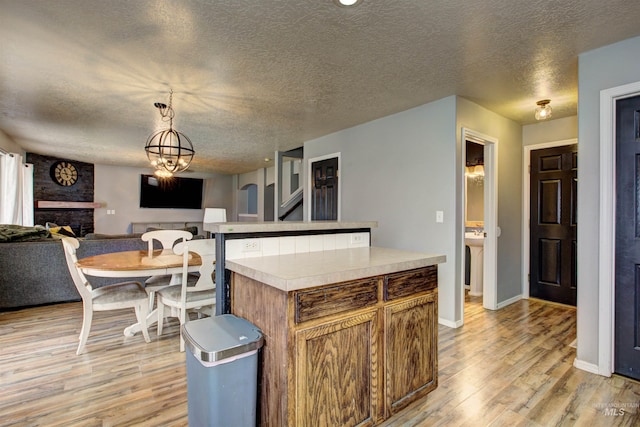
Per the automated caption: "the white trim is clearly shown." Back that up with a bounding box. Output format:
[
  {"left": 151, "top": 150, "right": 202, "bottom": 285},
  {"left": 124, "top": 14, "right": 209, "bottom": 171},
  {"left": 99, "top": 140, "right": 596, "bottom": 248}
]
[
  {"left": 496, "top": 294, "right": 522, "bottom": 309},
  {"left": 438, "top": 317, "right": 463, "bottom": 328},
  {"left": 306, "top": 152, "right": 342, "bottom": 222},
  {"left": 522, "top": 138, "right": 578, "bottom": 300},
  {"left": 573, "top": 358, "right": 601, "bottom": 375},
  {"left": 274, "top": 150, "right": 280, "bottom": 221},
  {"left": 461, "top": 128, "right": 498, "bottom": 314},
  {"left": 598, "top": 81, "right": 640, "bottom": 378}
]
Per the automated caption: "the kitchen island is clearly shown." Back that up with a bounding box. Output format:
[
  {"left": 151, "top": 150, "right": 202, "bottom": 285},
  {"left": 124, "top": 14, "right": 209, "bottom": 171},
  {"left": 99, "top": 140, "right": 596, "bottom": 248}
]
[
  {"left": 204, "top": 221, "right": 378, "bottom": 314},
  {"left": 227, "top": 246, "right": 445, "bottom": 427}
]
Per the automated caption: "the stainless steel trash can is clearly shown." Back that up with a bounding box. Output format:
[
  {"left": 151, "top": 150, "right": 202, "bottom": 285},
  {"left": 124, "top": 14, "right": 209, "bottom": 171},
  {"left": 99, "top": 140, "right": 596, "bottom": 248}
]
[{"left": 182, "top": 314, "right": 264, "bottom": 427}]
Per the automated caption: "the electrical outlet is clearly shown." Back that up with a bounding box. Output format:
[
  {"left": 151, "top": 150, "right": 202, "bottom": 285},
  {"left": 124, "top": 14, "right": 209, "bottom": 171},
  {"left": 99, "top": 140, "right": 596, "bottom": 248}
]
[
  {"left": 436, "top": 210, "right": 444, "bottom": 223},
  {"left": 350, "top": 233, "right": 367, "bottom": 246},
  {"left": 242, "top": 239, "right": 261, "bottom": 252}
]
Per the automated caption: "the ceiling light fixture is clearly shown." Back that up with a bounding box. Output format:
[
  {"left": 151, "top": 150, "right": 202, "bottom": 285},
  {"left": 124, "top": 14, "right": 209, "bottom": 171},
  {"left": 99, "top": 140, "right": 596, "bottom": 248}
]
[
  {"left": 534, "top": 99, "right": 552, "bottom": 121},
  {"left": 333, "top": 0, "right": 363, "bottom": 7},
  {"left": 465, "top": 165, "right": 485, "bottom": 184},
  {"left": 144, "top": 89, "right": 195, "bottom": 178}
]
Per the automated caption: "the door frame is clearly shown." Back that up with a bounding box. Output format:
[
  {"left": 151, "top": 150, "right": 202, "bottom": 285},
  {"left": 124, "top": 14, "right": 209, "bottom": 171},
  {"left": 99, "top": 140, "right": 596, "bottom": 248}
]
[
  {"left": 522, "top": 138, "right": 578, "bottom": 299},
  {"left": 460, "top": 128, "right": 498, "bottom": 315},
  {"left": 306, "top": 152, "right": 341, "bottom": 221},
  {"left": 598, "top": 81, "right": 640, "bottom": 377}
]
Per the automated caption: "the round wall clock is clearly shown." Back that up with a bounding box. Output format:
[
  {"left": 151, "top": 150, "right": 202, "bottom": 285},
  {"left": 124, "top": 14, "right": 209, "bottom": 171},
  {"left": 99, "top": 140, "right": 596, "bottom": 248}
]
[{"left": 50, "top": 161, "right": 79, "bottom": 186}]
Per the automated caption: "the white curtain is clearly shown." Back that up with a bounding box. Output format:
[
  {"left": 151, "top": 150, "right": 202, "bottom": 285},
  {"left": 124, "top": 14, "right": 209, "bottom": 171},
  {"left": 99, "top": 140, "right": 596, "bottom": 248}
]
[{"left": 0, "top": 153, "right": 34, "bottom": 226}]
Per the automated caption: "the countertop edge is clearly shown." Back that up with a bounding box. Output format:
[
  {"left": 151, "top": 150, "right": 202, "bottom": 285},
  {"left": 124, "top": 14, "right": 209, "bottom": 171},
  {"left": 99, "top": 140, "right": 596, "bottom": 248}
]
[
  {"left": 226, "top": 248, "right": 446, "bottom": 292},
  {"left": 204, "top": 221, "right": 378, "bottom": 233}
]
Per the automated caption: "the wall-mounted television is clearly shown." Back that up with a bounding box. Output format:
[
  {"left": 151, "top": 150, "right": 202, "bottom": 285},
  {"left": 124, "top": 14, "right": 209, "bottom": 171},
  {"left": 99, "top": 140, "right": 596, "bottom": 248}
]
[{"left": 140, "top": 175, "right": 203, "bottom": 209}]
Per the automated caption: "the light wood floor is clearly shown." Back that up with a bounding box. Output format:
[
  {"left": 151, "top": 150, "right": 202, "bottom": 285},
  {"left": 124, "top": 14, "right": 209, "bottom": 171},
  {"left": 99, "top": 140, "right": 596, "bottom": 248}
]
[{"left": 1, "top": 297, "right": 638, "bottom": 426}]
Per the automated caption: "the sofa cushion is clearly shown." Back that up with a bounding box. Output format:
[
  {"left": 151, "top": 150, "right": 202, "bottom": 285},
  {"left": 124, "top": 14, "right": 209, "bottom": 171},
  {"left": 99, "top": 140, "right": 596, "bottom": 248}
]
[
  {"left": 0, "top": 225, "right": 50, "bottom": 242},
  {"left": 84, "top": 233, "right": 142, "bottom": 240},
  {"left": 48, "top": 225, "right": 76, "bottom": 238}
]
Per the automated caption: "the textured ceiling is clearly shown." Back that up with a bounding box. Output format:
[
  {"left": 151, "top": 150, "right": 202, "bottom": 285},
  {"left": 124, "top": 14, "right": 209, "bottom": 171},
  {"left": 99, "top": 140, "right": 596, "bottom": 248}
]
[{"left": 1, "top": 0, "right": 640, "bottom": 174}]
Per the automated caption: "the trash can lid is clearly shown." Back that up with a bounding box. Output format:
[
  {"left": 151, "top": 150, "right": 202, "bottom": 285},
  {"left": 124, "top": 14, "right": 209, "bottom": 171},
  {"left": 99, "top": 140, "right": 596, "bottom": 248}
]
[{"left": 182, "top": 314, "right": 264, "bottom": 363}]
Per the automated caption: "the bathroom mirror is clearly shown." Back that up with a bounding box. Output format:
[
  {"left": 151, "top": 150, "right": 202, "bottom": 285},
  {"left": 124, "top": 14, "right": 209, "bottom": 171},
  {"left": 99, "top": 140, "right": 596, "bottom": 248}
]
[
  {"left": 465, "top": 172, "right": 484, "bottom": 227},
  {"left": 465, "top": 140, "right": 484, "bottom": 227}
]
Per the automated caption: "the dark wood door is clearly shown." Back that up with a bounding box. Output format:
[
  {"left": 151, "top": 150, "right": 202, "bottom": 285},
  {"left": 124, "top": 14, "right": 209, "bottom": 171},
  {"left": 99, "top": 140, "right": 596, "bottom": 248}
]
[
  {"left": 615, "top": 94, "right": 640, "bottom": 381},
  {"left": 311, "top": 157, "right": 338, "bottom": 221},
  {"left": 530, "top": 145, "right": 577, "bottom": 305}
]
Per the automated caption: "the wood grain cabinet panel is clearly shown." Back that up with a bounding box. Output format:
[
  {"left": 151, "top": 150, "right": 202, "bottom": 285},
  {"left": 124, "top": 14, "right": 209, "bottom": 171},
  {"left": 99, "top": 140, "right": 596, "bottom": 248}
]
[
  {"left": 385, "top": 266, "right": 437, "bottom": 301},
  {"left": 384, "top": 292, "right": 438, "bottom": 415},
  {"left": 295, "top": 310, "right": 380, "bottom": 427},
  {"left": 295, "top": 278, "right": 379, "bottom": 323}
]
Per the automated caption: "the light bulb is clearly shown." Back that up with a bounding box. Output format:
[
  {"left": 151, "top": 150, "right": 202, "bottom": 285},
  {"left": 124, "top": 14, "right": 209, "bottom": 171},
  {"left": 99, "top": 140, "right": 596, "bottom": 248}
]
[
  {"left": 334, "top": 0, "right": 362, "bottom": 6},
  {"left": 535, "top": 99, "right": 552, "bottom": 120}
]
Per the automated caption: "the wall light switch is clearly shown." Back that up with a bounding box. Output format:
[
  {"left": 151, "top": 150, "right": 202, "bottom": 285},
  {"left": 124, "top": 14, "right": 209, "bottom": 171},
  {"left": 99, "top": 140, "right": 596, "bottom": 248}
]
[{"left": 436, "top": 210, "right": 444, "bottom": 223}]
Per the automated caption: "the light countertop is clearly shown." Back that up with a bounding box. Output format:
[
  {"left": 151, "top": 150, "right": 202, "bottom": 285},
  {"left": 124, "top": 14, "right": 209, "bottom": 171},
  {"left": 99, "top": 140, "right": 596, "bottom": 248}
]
[
  {"left": 204, "top": 220, "right": 378, "bottom": 234},
  {"left": 226, "top": 246, "right": 446, "bottom": 292}
]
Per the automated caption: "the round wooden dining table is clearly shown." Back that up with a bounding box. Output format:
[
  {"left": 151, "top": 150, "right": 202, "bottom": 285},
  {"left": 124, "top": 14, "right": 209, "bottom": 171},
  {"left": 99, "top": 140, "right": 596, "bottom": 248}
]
[
  {"left": 76, "top": 249, "right": 201, "bottom": 278},
  {"left": 76, "top": 249, "right": 203, "bottom": 336}
]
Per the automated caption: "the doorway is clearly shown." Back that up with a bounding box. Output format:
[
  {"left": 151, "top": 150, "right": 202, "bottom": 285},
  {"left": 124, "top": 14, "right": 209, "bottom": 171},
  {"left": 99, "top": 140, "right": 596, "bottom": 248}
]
[
  {"left": 461, "top": 128, "right": 498, "bottom": 317},
  {"left": 614, "top": 94, "right": 640, "bottom": 380},
  {"left": 598, "top": 81, "right": 640, "bottom": 377},
  {"left": 464, "top": 140, "right": 485, "bottom": 298},
  {"left": 529, "top": 144, "right": 578, "bottom": 306},
  {"left": 307, "top": 153, "right": 341, "bottom": 221},
  {"left": 522, "top": 139, "right": 577, "bottom": 303}
]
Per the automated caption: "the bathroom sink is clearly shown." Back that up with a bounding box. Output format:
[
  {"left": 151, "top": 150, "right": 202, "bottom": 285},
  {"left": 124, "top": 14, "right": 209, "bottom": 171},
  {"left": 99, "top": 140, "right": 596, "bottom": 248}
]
[
  {"left": 465, "top": 232, "right": 484, "bottom": 247},
  {"left": 465, "top": 232, "right": 484, "bottom": 296}
]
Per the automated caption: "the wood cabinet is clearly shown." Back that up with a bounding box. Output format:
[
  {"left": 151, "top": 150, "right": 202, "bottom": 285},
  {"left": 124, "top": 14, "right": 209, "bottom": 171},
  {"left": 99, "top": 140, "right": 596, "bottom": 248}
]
[
  {"left": 231, "top": 265, "right": 438, "bottom": 427},
  {"left": 295, "top": 310, "right": 380, "bottom": 427},
  {"left": 384, "top": 293, "right": 437, "bottom": 415}
]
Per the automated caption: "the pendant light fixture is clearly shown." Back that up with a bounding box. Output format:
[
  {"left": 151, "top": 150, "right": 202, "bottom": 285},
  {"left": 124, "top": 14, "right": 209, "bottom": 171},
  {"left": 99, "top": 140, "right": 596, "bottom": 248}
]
[
  {"left": 144, "top": 89, "right": 195, "bottom": 178},
  {"left": 534, "top": 99, "right": 552, "bottom": 121}
]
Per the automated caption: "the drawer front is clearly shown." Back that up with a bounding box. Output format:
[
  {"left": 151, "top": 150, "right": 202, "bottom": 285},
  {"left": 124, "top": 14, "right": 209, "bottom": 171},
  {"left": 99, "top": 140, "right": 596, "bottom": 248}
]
[
  {"left": 295, "top": 278, "right": 379, "bottom": 323},
  {"left": 385, "top": 266, "right": 437, "bottom": 301}
]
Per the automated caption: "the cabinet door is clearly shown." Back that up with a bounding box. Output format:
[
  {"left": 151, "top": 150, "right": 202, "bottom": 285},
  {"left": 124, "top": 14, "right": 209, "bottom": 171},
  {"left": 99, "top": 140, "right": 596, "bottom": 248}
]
[
  {"left": 384, "top": 292, "right": 437, "bottom": 416},
  {"left": 295, "top": 310, "right": 380, "bottom": 427}
]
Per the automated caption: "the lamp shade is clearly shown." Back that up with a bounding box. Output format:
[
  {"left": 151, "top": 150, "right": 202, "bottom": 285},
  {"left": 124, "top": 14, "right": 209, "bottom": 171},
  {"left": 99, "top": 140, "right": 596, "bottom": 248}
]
[{"left": 203, "top": 208, "right": 227, "bottom": 223}]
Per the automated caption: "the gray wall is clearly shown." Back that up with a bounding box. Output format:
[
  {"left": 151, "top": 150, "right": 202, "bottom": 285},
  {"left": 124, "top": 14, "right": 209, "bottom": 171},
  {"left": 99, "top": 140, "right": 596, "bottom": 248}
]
[
  {"left": 456, "top": 97, "right": 523, "bottom": 307},
  {"left": 0, "top": 130, "right": 24, "bottom": 155},
  {"left": 523, "top": 116, "right": 578, "bottom": 146},
  {"left": 304, "top": 95, "right": 523, "bottom": 325},
  {"left": 577, "top": 35, "right": 640, "bottom": 368},
  {"left": 94, "top": 164, "right": 233, "bottom": 234},
  {"left": 305, "top": 96, "right": 459, "bottom": 324}
]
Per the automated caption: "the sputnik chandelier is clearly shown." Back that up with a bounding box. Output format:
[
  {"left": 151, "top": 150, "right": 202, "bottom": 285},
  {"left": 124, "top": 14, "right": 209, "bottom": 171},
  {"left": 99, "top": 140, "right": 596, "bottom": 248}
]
[{"left": 144, "top": 89, "right": 195, "bottom": 178}]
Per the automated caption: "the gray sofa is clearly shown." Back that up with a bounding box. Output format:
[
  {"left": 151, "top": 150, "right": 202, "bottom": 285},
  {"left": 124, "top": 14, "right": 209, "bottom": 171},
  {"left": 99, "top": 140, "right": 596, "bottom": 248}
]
[{"left": 0, "top": 235, "right": 153, "bottom": 310}]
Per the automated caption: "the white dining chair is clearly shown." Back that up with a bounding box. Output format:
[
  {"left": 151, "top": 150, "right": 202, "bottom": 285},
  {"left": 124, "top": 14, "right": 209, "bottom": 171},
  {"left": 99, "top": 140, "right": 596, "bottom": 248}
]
[
  {"left": 203, "top": 208, "right": 227, "bottom": 238},
  {"left": 156, "top": 239, "right": 216, "bottom": 351},
  {"left": 61, "top": 237, "right": 151, "bottom": 355},
  {"left": 141, "top": 229, "right": 194, "bottom": 311}
]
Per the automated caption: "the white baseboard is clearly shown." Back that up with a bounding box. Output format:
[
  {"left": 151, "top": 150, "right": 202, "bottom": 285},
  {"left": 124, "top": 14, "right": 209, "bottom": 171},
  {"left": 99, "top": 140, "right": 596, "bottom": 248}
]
[
  {"left": 497, "top": 294, "right": 522, "bottom": 309},
  {"left": 573, "top": 358, "right": 607, "bottom": 376},
  {"left": 438, "top": 317, "right": 463, "bottom": 328}
]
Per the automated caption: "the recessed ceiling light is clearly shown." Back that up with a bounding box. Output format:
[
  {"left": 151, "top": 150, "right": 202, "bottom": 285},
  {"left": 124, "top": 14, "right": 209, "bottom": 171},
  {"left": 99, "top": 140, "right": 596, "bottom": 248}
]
[{"left": 334, "top": 0, "right": 363, "bottom": 7}]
